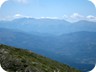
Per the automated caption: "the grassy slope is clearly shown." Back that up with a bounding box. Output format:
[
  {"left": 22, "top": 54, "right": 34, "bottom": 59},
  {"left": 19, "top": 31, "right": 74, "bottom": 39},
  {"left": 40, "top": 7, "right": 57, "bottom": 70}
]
[{"left": 0, "top": 44, "right": 81, "bottom": 72}]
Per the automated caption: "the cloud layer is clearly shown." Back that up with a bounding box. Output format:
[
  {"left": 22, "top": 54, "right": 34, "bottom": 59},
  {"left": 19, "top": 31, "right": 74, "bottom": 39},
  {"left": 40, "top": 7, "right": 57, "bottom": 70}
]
[
  {"left": 63, "top": 13, "right": 96, "bottom": 22},
  {"left": 4, "top": 13, "right": 95, "bottom": 22}
]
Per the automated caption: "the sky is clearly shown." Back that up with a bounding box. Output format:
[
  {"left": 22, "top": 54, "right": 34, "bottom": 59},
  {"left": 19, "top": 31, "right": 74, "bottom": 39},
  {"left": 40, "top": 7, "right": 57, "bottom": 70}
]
[{"left": 0, "top": 0, "right": 96, "bottom": 22}]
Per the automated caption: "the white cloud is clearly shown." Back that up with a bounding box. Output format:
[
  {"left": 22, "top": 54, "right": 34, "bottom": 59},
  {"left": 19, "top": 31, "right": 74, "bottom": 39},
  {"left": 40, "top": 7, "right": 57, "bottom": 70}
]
[
  {"left": 0, "top": 14, "right": 30, "bottom": 20},
  {"left": 14, "top": 14, "right": 23, "bottom": 18},
  {"left": 63, "top": 13, "right": 96, "bottom": 22},
  {"left": 13, "top": 13, "right": 32, "bottom": 19},
  {"left": 0, "top": 0, "right": 8, "bottom": 8},
  {"left": 87, "top": 15, "right": 96, "bottom": 21},
  {"left": 3, "top": 13, "right": 96, "bottom": 22},
  {"left": 0, "top": 14, "right": 22, "bottom": 20},
  {"left": 87, "top": 15, "right": 96, "bottom": 19},
  {"left": 13, "top": 13, "right": 96, "bottom": 22},
  {"left": 70, "top": 13, "right": 84, "bottom": 19},
  {"left": 39, "top": 17, "right": 59, "bottom": 19},
  {"left": 63, "top": 13, "right": 84, "bottom": 22}
]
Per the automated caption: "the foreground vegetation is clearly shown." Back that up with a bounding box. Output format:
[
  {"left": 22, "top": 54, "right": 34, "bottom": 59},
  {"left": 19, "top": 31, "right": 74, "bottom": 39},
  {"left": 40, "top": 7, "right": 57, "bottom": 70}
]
[{"left": 0, "top": 44, "right": 80, "bottom": 72}]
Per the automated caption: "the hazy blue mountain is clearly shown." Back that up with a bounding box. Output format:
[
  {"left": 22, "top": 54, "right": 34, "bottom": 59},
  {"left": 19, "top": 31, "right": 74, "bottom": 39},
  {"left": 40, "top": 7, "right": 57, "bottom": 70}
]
[
  {"left": 0, "top": 28, "right": 96, "bottom": 72},
  {"left": 0, "top": 18, "right": 70, "bottom": 35},
  {"left": 0, "top": 18, "right": 96, "bottom": 35}
]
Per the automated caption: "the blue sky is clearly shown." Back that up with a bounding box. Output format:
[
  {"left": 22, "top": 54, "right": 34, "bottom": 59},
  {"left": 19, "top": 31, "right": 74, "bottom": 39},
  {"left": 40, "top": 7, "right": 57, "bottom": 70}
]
[{"left": 0, "top": 0, "right": 96, "bottom": 22}]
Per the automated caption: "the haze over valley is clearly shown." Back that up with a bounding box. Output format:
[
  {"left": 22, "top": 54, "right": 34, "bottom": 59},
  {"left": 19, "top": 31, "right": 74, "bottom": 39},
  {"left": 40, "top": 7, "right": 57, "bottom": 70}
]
[{"left": 0, "top": 18, "right": 96, "bottom": 72}]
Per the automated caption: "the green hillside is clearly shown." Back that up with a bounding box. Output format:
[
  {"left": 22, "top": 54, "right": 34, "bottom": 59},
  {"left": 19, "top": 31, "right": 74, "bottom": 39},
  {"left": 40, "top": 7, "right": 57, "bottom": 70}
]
[{"left": 0, "top": 44, "right": 80, "bottom": 72}]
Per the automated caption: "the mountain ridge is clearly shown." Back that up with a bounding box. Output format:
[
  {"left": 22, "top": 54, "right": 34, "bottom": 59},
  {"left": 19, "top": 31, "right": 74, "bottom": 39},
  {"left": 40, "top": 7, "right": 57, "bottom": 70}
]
[
  {"left": 0, "top": 18, "right": 96, "bottom": 35},
  {"left": 0, "top": 28, "right": 96, "bottom": 72},
  {"left": 0, "top": 44, "right": 80, "bottom": 72}
]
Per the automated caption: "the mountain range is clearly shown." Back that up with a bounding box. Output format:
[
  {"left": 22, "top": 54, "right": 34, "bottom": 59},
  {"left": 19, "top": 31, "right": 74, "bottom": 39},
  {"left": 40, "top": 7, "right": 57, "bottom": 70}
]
[
  {"left": 0, "top": 18, "right": 96, "bottom": 35},
  {"left": 0, "top": 18, "right": 96, "bottom": 72}
]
